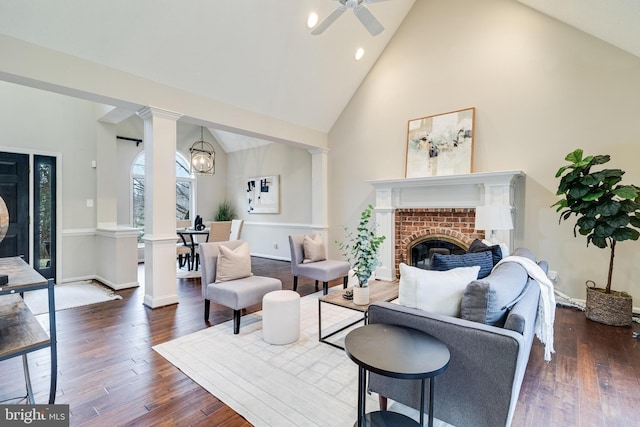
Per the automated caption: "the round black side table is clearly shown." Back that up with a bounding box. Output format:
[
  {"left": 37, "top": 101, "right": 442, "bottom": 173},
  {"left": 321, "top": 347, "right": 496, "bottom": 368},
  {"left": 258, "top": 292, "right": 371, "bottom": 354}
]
[{"left": 344, "top": 323, "right": 450, "bottom": 427}]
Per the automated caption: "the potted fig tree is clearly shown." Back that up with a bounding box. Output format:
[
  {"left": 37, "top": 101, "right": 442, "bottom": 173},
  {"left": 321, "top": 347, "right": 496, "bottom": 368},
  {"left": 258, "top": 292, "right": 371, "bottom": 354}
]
[
  {"left": 553, "top": 149, "right": 640, "bottom": 326},
  {"left": 337, "top": 205, "right": 386, "bottom": 305}
]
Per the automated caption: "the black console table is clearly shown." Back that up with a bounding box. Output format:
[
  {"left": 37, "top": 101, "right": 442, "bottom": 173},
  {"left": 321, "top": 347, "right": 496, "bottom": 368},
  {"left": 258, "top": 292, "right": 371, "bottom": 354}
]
[
  {"left": 344, "top": 324, "right": 450, "bottom": 427},
  {"left": 0, "top": 257, "right": 57, "bottom": 404}
]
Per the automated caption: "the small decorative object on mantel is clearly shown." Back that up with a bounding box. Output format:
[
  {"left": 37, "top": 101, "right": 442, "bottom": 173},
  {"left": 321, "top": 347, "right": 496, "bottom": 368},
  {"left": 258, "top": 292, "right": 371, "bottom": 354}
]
[
  {"left": 336, "top": 205, "right": 386, "bottom": 305},
  {"left": 405, "top": 107, "right": 475, "bottom": 178},
  {"left": 553, "top": 149, "right": 640, "bottom": 326}
]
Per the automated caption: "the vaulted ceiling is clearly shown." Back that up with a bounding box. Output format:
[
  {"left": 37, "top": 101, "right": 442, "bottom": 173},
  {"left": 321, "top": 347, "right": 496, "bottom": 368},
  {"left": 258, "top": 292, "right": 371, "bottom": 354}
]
[{"left": 0, "top": 0, "right": 638, "bottom": 150}]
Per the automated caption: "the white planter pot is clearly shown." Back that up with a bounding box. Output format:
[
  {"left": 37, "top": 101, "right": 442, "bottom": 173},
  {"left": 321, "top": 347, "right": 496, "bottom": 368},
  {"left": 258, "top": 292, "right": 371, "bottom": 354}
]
[{"left": 353, "top": 286, "right": 370, "bottom": 306}]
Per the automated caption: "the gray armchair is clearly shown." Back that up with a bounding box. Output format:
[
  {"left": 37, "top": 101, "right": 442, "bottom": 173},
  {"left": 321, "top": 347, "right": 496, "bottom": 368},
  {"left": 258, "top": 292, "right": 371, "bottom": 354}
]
[
  {"left": 199, "top": 240, "right": 282, "bottom": 334},
  {"left": 288, "top": 234, "right": 350, "bottom": 295}
]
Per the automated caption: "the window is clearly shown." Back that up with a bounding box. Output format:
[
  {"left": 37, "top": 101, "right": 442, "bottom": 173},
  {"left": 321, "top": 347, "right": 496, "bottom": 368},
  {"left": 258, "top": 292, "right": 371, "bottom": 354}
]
[{"left": 132, "top": 152, "right": 194, "bottom": 233}]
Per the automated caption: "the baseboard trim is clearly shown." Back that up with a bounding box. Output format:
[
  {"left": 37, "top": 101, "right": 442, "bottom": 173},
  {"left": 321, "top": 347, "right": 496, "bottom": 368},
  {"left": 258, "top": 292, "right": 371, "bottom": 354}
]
[
  {"left": 95, "top": 275, "right": 140, "bottom": 290},
  {"left": 250, "top": 252, "right": 290, "bottom": 262},
  {"left": 59, "top": 275, "right": 95, "bottom": 284},
  {"left": 144, "top": 294, "right": 179, "bottom": 309}
]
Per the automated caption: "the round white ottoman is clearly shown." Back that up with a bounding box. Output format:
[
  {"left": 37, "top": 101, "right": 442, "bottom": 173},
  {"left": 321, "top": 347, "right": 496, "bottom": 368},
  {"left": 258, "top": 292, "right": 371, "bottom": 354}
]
[{"left": 262, "top": 290, "right": 300, "bottom": 345}]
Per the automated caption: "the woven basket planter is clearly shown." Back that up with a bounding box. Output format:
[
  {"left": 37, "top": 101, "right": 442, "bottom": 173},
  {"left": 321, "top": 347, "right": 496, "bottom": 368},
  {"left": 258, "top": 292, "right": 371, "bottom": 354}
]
[{"left": 585, "top": 282, "right": 633, "bottom": 327}]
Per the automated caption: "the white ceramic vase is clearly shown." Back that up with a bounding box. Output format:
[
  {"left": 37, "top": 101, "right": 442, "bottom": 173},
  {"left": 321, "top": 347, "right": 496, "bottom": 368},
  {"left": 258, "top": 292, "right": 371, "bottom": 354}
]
[{"left": 353, "top": 286, "right": 370, "bottom": 306}]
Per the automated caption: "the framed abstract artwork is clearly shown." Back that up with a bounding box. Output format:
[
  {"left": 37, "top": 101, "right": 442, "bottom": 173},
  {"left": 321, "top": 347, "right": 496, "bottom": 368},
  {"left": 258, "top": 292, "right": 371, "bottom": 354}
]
[
  {"left": 405, "top": 107, "right": 475, "bottom": 178},
  {"left": 247, "top": 175, "right": 280, "bottom": 214}
]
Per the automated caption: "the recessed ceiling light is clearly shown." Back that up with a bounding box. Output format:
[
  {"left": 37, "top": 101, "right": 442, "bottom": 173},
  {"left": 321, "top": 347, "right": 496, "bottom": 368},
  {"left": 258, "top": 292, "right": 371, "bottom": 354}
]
[
  {"left": 355, "top": 48, "right": 365, "bottom": 61},
  {"left": 307, "top": 12, "right": 319, "bottom": 29}
]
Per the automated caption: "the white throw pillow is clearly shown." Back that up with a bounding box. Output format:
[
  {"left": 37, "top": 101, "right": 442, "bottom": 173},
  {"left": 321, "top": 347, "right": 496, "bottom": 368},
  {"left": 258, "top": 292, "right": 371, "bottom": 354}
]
[
  {"left": 216, "top": 242, "right": 252, "bottom": 282},
  {"left": 499, "top": 242, "right": 510, "bottom": 258},
  {"left": 303, "top": 234, "right": 326, "bottom": 263},
  {"left": 398, "top": 263, "right": 480, "bottom": 317},
  {"left": 398, "top": 263, "right": 420, "bottom": 308}
]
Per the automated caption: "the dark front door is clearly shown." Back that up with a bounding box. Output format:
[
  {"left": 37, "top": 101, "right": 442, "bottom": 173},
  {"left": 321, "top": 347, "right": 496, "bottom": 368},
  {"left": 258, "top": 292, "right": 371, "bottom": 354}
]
[
  {"left": 34, "top": 155, "right": 56, "bottom": 280},
  {"left": 0, "top": 152, "right": 29, "bottom": 261}
]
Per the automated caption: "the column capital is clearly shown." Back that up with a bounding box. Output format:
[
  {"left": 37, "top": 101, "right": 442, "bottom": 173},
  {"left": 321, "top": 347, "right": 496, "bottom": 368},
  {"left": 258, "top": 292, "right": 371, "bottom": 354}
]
[
  {"left": 308, "top": 147, "right": 329, "bottom": 156},
  {"left": 137, "top": 106, "right": 183, "bottom": 121}
]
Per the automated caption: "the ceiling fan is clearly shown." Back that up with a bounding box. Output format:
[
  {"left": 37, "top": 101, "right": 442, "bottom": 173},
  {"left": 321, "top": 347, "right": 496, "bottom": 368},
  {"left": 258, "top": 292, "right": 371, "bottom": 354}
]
[{"left": 311, "top": 0, "right": 390, "bottom": 36}]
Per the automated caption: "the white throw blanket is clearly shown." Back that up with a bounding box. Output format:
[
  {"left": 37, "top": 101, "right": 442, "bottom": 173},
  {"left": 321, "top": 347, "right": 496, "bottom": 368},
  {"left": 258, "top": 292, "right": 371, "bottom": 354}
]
[{"left": 495, "top": 255, "right": 556, "bottom": 361}]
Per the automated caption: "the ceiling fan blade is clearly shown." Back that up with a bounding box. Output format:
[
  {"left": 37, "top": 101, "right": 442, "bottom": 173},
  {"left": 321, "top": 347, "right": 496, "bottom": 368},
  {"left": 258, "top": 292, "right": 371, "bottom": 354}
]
[
  {"left": 353, "top": 5, "right": 384, "bottom": 36},
  {"left": 364, "top": 0, "right": 390, "bottom": 3},
  {"left": 311, "top": 6, "right": 347, "bottom": 35}
]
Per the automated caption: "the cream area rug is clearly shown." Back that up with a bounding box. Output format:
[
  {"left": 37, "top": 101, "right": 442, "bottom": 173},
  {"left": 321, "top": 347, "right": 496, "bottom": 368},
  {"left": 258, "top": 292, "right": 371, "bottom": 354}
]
[
  {"left": 154, "top": 289, "right": 452, "bottom": 427},
  {"left": 24, "top": 280, "right": 122, "bottom": 315},
  {"left": 176, "top": 267, "right": 201, "bottom": 279}
]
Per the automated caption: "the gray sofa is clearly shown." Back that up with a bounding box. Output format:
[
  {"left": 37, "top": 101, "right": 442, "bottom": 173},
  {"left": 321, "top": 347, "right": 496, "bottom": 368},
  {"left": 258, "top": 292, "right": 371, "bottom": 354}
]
[{"left": 368, "top": 248, "right": 548, "bottom": 427}]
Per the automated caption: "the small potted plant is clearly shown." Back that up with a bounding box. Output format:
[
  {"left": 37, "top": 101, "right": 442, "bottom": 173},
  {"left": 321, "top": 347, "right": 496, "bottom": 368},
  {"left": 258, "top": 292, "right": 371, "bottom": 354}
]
[
  {"left": 215, "top": 200, "right": 236, "bottom": 221},
  {"left": 337, "top": 205, "right": 386, "bottom": 305},
  {"left": 552, "top": 149, "right": 640, "bottom": 326}
]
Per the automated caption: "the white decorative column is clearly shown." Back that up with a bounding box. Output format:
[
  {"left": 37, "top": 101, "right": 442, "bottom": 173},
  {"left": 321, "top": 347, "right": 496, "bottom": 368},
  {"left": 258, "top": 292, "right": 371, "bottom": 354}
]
[
  {"left": 309, "top": 148, "right": 329, "bottom": 244},
  {"left": 137, "top": 106, "right": 183, "bottom": 308},
  {"left": 373, "top": 187, "right": 394, "bottom": 281}
]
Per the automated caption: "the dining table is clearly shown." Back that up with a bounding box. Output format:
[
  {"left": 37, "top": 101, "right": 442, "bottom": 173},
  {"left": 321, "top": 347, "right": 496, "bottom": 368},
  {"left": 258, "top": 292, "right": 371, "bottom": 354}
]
[{"left": 177, "top": 228, "right": 210, "bottom": 271}]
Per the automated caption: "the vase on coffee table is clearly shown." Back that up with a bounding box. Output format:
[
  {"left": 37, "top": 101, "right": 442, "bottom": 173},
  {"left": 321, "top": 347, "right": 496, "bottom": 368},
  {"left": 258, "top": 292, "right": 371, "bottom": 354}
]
[{"left": 353, "top": 286, "right": 369, "bottom": 305}]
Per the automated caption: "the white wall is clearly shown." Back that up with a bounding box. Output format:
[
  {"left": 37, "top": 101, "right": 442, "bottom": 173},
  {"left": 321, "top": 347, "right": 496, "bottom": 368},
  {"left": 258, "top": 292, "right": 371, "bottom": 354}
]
[
  {"left": 186, "top": 126, "right": 228, "bottom": 222},
  {"left": 115, "top": 116, "right": 142, "bottom": 227},
  {"left": 328, "top": 0, "right": 640, "bottom": 303},
  {"left": 0, "top": 81, "right": 98, "bottom": 281},
  {"left": 227, "top": 143, "right": 313, "bottom": 258}
]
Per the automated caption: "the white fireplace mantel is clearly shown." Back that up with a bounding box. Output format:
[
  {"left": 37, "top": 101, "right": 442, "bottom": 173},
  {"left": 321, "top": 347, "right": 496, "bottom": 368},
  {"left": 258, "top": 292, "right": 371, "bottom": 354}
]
[
  {"left": 369, "top": 170, "right": 525, "bottom": 209},
  {"left": 368, "top": 170, "right": 525, "bottom": 280}
]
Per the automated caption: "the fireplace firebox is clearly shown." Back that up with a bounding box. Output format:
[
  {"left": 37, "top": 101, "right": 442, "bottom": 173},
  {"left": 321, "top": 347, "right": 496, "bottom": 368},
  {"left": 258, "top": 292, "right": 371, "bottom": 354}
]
[{"left": 395, "top": 208, "right": 483, "bottom": 276}]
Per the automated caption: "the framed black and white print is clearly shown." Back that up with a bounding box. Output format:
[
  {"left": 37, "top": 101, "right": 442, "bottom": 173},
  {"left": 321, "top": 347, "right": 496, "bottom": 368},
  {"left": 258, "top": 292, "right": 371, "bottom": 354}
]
[{"left": 247, "top": 175, "right": 280, "bottom": 214}]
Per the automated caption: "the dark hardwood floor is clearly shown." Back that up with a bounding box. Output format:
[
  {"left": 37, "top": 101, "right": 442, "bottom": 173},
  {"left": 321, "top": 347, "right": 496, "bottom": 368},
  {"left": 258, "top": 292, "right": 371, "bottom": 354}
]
[{"left": 1, "top": 257, "right": 639, "bottom": 426}]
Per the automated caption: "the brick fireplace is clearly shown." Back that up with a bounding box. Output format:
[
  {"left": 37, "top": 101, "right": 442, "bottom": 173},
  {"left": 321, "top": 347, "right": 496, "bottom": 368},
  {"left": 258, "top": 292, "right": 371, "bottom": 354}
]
[
  {"left": 395, "top": 208, "right": 485, "bottom": 277},
  {"left": 369, "top": 171, "right": 525, "bottom": 281}
]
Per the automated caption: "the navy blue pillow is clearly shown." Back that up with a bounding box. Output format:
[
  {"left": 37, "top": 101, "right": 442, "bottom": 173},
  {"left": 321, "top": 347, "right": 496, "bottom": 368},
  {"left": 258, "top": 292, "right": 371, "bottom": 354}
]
[
  {"left": 468, "top": 239, "right": 503, "bottom": 267},
  {"left": 431, "top": 251, "right": 493, "bottom": 279}
]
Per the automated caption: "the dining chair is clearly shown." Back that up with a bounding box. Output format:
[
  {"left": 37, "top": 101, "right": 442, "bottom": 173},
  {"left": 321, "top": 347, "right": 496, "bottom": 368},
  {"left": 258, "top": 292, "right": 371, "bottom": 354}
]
[
  {"left": 177, "top": 220, "right": 206, "bottom": 270},
  {"left": 208, "top": 221, "right": 233, "bottom": 242},
  {"left": 229, "top": 219, "right": 244, "bottom": 240},
  {"left": 176, "top": 242, "right": 191, "bottom": 269},
  {"left": 176, "top": 220, "right": 193, "bottom": 269}
]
